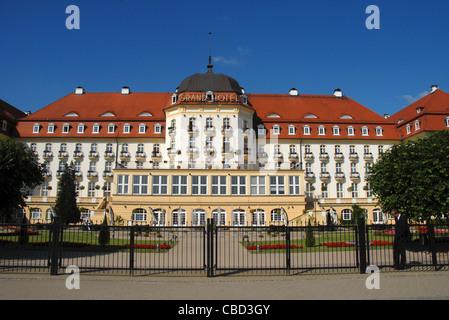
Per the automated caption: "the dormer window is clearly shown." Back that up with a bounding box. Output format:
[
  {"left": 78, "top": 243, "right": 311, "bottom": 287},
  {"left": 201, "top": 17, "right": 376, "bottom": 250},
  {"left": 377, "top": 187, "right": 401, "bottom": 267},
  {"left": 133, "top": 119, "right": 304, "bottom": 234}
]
[
  {"left": 318, "top": 125, "right": 326, "bottom": 136},
  {"left": 445, "top": 117, "right": 449, "bottom": 127},
  {"left": 123, "top": 124, "right": 131, "bottom": 134},
  {"left": 375, "top": 126, "right": 383, "bottom": 136},
  {"left": 205, "top": 91, "right": 214, "bottom": 102},
  {"left": 77, "top": 123, "right": 85, "bottom": 134},
  {"left": 332, "top": 126, "right": 340, "bottom": 136},
  {"left": 171, "top": 93, "right": 178, "bottom": 104},
  {"left": 303, "top": 125, "right": 311, "bottom": 135},
  {"left": 416, "top": 107, "right": 424, "bottom": 114},
  {"left": 154, "top": 124, "right": 162, "bottom": 134},
  {"left": 139, "top": 123, "right": 146, "bottom": 134},
  {"left": 272, "top": 125, "right": 280, "bottom": 135},
  {"left": 47, "top": 124, "right": 55, "bottom": 134},
  {"left": 288, "top": 125, "right": 295, "bottom": 135},
  {"left": 241, "top": 94, "right": 248, "bottom": 104},
  {"left": 92, "top": 123, "right": 100, "bottom": 134},
  {"left": 62, "top": 123, "right": 70, "bottom": 134},
  {"left": 406, "top": 124, "right": 412, "bottom": 134},
  {"left": 33, "top": 123, "right": 40, "bottom": 134},
  {"left": 257, "top": 125, "right": 266, "bottom": 136},
  {"left": 415, "top": 120, "right": 421, "bottom": 131},
  {"left": 347, "top": 126, "right": 355, "bottom": 136},
  {"left": 361, "top": 126, "right": 369, "bottom": 136},
  {"left": 108, "top": 124, "right": 115, "bottom": 134}
]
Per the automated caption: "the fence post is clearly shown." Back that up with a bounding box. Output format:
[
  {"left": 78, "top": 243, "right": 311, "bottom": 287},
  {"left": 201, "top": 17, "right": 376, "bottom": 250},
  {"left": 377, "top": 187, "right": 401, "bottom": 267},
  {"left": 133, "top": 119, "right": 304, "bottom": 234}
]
[
  {"left": 129, "top": 225, "right": 135, "bottom": 275},
  {"left": 285, "top": 226, "right": 291, "bottom": 274},
  {"left": 357, "top": 218, "right": 367, "bottom": 274},
  {"left": 428, "top": 223, "right": 438, "bottom": 270},
  {"left": 206, "top": 219, "right": 214, "bottom": 277},
  {"left": 50, "top": 217, "right": 61, "bottom": 276}
]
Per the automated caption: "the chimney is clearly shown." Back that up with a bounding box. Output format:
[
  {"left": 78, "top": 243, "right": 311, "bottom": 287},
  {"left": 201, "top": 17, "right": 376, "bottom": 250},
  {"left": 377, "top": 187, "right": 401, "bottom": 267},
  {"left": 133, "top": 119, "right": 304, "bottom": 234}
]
[
  {"left": 75, "top": 86, "right": 84, "bottom": 95},
  {"left": 121, "top": 86, "right": 131, "bottom": 95},
  {"left": 430, "top": 85, "right": 439, "bottom": 94},
  {"left": 333, "top": 89, "right": 343, "bottom": 97},
  {"left": 289, "top": 88, "right": 298, "bottom": 96}
]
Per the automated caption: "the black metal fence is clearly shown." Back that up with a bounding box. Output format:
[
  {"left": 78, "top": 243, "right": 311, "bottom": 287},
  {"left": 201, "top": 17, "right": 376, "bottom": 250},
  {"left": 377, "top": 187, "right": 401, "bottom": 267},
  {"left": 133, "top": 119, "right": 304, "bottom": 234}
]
[{"left": 0, "top": 219, "right": 448, "bottom": 276}]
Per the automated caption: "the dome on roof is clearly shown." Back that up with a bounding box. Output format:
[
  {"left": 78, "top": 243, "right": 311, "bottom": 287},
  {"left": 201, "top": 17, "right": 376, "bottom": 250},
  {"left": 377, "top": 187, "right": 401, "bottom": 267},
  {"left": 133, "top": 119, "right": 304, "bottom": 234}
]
[{"left": 177, "top": 65, "right": 243, "bottom": 95}]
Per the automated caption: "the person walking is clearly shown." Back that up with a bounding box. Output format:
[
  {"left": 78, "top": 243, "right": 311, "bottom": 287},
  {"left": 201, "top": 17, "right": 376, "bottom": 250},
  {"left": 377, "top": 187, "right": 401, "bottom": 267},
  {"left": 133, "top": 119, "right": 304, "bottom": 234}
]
[{"left": 392, "top": 209, "right": 410, "bottom": 270}]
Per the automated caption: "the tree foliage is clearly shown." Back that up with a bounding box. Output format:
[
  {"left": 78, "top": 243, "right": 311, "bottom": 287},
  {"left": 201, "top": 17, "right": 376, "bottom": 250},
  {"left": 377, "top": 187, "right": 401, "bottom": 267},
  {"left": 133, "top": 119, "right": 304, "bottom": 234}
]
[
  {"left": 368, "top": 130, "right": 449, "bottom": 222},
  {"left": 0, "top": 137, "right": 44, "bottom": 220},
  {"left": 54, "top": 162, "right": 80, "bottom": 224}
]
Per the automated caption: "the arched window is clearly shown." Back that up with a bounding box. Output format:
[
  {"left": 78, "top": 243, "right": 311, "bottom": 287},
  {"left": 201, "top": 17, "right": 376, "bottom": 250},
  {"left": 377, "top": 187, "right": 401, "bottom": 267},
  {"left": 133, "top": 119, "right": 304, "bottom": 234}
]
[
  {"left": 251, "top": 209, "right": 265, "bottom": 226},
  {"left": 132, "top": 208, "right": 147, "bottom": 222},
  {"left": 151, "top": 209, "right": 166, "bottom": 226},
  {"left": 172, "top": 209, "right": 186, "bottom": 226},
  {"left": 212, "top": 209, "right": 226, "bottom": 226},
  {"left": 232, "top": 209, "right": 246, "bottom": 226},
  {"left": 192, "top": 209, "right": 206, "bottom": 226},
  {"left": 341, "top": 209, "right": 352, "bottom": 221}
]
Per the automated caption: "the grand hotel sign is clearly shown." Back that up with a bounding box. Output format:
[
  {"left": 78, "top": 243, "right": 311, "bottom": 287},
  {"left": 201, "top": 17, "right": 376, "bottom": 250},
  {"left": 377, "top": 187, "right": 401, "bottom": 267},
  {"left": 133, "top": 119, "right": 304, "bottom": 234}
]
[{"left": 178, "top": 92, "right": 242, "bottom": 103}]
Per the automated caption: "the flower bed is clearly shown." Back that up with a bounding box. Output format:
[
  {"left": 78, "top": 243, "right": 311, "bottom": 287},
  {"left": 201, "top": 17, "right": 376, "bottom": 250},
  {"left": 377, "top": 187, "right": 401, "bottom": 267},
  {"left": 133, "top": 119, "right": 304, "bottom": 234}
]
[
  {"left": 320, "top": 242, "right": 355, "bottom": 248},
  {"left": 123, "top": 243, "right": 171, "bottom": 250},
  {"left": 247, "top": 244, "right": 303, "bottom": 250},
  {"left": 0, "top": 226, "right": 38, "bottom": 235}
]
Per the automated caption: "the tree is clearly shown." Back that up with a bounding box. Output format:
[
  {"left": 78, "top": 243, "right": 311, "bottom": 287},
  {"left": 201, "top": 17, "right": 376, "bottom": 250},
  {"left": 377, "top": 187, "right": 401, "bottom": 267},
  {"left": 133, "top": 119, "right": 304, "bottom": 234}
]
[
  {"left": 54, "top": 162, "right": 80, "bottom": 224},
  {"left": 0, "top": 137, "right": 44, "bottom": 221},
  {"left": 368, "top": 130, "right": 449, "bottom": 222},
  {"left": 305, "top": 219, "right": 315, "bottom": 247}
]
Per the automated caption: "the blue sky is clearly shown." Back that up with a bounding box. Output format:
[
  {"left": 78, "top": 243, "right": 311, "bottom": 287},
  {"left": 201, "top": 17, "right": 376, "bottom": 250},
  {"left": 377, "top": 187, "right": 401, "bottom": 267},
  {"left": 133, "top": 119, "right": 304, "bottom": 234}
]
[{"left": 1, "top": 0, "right": 448, "bottom": 117}]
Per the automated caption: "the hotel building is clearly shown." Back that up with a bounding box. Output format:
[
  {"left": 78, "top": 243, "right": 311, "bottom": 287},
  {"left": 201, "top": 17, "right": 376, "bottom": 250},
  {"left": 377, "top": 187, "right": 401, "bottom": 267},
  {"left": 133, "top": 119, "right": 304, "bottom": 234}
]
[{"left": 6, "top": 63, "right": 449, "bottom": 226}]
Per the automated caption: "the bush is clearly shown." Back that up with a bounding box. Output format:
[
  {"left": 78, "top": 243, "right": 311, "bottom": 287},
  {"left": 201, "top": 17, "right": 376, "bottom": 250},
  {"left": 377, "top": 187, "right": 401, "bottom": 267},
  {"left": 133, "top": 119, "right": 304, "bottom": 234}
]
[
  {"left": 305, "top": 219, "right": 315, "bottom": 247},
  {"left": 98, "top": 216, "right": 110, "bottom": 247}
]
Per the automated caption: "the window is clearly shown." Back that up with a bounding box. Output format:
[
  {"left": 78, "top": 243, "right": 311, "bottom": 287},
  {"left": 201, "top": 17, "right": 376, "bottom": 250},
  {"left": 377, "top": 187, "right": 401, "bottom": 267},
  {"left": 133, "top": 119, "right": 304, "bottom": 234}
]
[
  {"left": 250, "top": 176, "right": 266, "bottom": 195},
  {"left": 342, "top": 209, "right": 352, "bottom": 221},
  {"left": 192, "top": 209, "right": 206, "bottom": 226},
  {"left": 361, "top": 126, "right": 369, "bottom": 136},
  {"left": 212, "top": 209, "right": 226, "bottom": 226},
  {"left": 172, "top": 209, "right": 186, "bottom": 226},
  {"left": 1, "top": 120, "right": 7, "bottom": 131},
  {"left": 375, "top": 127, "right": 383, "bottom": 136},
  {"left": 231, "top": 176, "right": 246, "bottom": 195},
  {"left": 31, "top": 208, "right": 42, "bottom": 220},
  {"left": 45, "top": 143, "right": 52, "bottom": 152},
  {"left": 336, "top": 183, "right": 343, "bottom": 198},
  {"left": 103, "top": 182, "right": 111, "bottom": 196},
  {"left": 88, "top": 181, "right": 96, "bottom": 197},
  {"left": 406, "top": 124, "right": 412, "bottom": 134},
  {"left": 332, "top": 126, "right": 340, "bottom": 136},
  {"left": 351, "top": 182, "right": 358, "bottom": 198},
  {"left": 172, "top": 175, "right": 188, "bottom": 195},
  {"left": 47, "top": 124, "right": 55, "bottom": 133},
  {"left": 108, "top": 124, "right": 115, "bottom": 134},
  {"left": 445, "top": 117, "right": 449, "bottom": 127},
  {"left": 33, "top": 123, "right": 40, "bottom": 133},
  {"left": 117, "top": 175, "right": 129, "bottom": 194},
  {"left": 41, "top": 181, "right": 49, "bottom": 197},
  {"left": 415, "top": 120, "right": 421, "bottom": 131},
  {"left": 211, "top": 176, "right": 227, "bottom": 195},
  {"left": 289, "top": 176, "right": 301, "bottom": 195},
  {"left": 92, "top": 124, "right": 100, "bottom": 134},
  {"left": 152, "top": 175, "right": 168, "bottom": 195},
  {"left": 347, "top": 126, "right": 355, "bottom": 136},
  {"left": 152, "top": 209, "right": 166, "bottom": 226},
  {"left": 378, "top": 145, "right": 384, "bottom": 154},
  {"left": 305, "top": 183, "right": 313, "bottom": 197},
  {"left": 270, "top": 176, "right": 285, "bottom": 195},
  {"left": 252, "top": 210, "right": 265, "bottom": 226},
  {"left": 139, "top": 124, "right": 146, "bottom": 134},
  {"left": 132, "top": 209, "right": 147, "bottom": 222},
  {"left": 288, "top": 125, "right": 295, "bottom": 135},
  {"left": 123, "top": 124, "right": 131, "bottom": 134},
  {"left": 192, "top": 176, "right": 207, "bottom": 195},
  {"left": 366, "top": 182, "right": 373, "bottom": 197},
  {"left": 271, "top": 209, "right": 284, "bottom": 223},
  {"left": 77, "top": 124, "right": 85, "bottom": 133},
  {"left": 154, "top": 124, "right": 162, "bottom": 134},
  {"left": 318, "top": 125, "right": 326, "bottom": 135},
  {"left": 232, "top": 209, "right": 246, "bottom": 226},
  {"left": 303, "top": 125, "right": 311, "bottom": 135},
  {"left": 62, "top": 123, "right": 70, "bottom": 133},
  {"left": 258, "top": 125, "right": 266, "bottom": 135},
  {"left": 132, "top": 175, "right": 148, "bottom": 195},
  {"left": 272, "top": 125, "right": 280, "bottom": 135},
  {"left": 321, "top": 183, "right": 328, "bottom": 198}
]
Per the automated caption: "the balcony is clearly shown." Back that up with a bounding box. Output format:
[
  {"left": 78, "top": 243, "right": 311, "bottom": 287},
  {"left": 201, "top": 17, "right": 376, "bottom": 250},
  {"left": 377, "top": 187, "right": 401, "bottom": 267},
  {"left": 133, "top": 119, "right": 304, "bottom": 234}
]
[
  {"left": 320, "top": 172, "right": 331, "bottom": 180},
  {"left": 288, "top": 152, "right": 299, "bottom": 161},
  {"left": 167, "top": 148, "right": 177, "bottom": 156},
  {"left": 88, "top": 151, "right": 99, "bottom": 159},
  {"left": 104, "top": 151, "right": 115, "bottom": 160},
  {"left": 273, "top": 152, "right": 283, "bottom": 160},
  {"left": 136, "top": 152, "right": 147, "bottom": 160},
  {"left": 204, "top": 146, "right": 215, "bottom": 156},
  {"left": 349, "top": 153, "right": 359, "bottom": 161},
  {"left": 74, "top": 171, "right": 83, "bottom": 179},
  {"left": 151, "top": 151, "right": 161, "bottom": 159},
  {"left": 43, "top": 171, "right": 52, "bottom": 179},
  {"left": 350, "top": 172, "right": 361, "bottom": 180},
  {"left": 304, "top": 153, "right": 314, "bottom": 162},
  {"left": 168, "top": 126, "right": 176, "bottom": 136},
  {"left": 73, "top": 151, "right": 84, "bottom": 159},
  {"left": 204, "top": 126, "right": 216, "bottom": 135},
  {"left": 43, "top": 151, "right": 53, "bottom": 159},
  {"left": 335, "top": 172, "right": 346, "bottom": 180},
  {"left": 187, "top": 125, "right": 198, "bottom": 135},
  {"left": 364, "top": 153, "right": 374, "bottom": 161},
  {"left": 119, "top": 151, "right": 130, "bottom": 161},
  {"left": 334, "top": 153, "right": 344, "bottom": 162},
  {"left": 186, "top": 147, "right": 199, "bottom": 155},
  {"left": 58, "top": 151, "right": 69, "bottom": 159},
  {"left": 221, "top": 126, "right": 233, "bottom": 135},
  {"left": 103, "top": 171, "right": 114, "bottom": 179},
  {"left": 304, "top": 172, "right": 315, "bottom": 181},
  {"left": 87, "top": 171, "right": 98, "bottom": 179},
  {"left": 222, "top": 146, "right": 234, "bottom": 156},
  {"left": 319, "top": 153, "right": 329, "bottom": 161}
]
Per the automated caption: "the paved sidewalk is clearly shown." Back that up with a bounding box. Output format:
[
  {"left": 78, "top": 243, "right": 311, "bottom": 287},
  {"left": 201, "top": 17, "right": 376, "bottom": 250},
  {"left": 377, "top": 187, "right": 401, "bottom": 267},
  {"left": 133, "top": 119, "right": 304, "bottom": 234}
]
[{"left": 0, "top": 271, "right": 448, "bottom": 300}]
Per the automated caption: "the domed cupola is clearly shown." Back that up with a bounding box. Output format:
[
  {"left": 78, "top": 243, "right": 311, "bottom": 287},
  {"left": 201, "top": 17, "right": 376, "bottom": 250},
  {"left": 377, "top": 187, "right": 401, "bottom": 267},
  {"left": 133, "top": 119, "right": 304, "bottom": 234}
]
[{"left": 177, "top": 61, "right": 243, "bottom": 95}]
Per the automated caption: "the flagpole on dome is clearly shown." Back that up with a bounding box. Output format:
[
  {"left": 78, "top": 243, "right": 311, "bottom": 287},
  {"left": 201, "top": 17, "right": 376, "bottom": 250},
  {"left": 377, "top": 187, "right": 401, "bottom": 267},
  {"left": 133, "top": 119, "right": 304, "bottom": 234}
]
[{"left": 207, "top": 32, "right": 213, "bottom": 73}]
